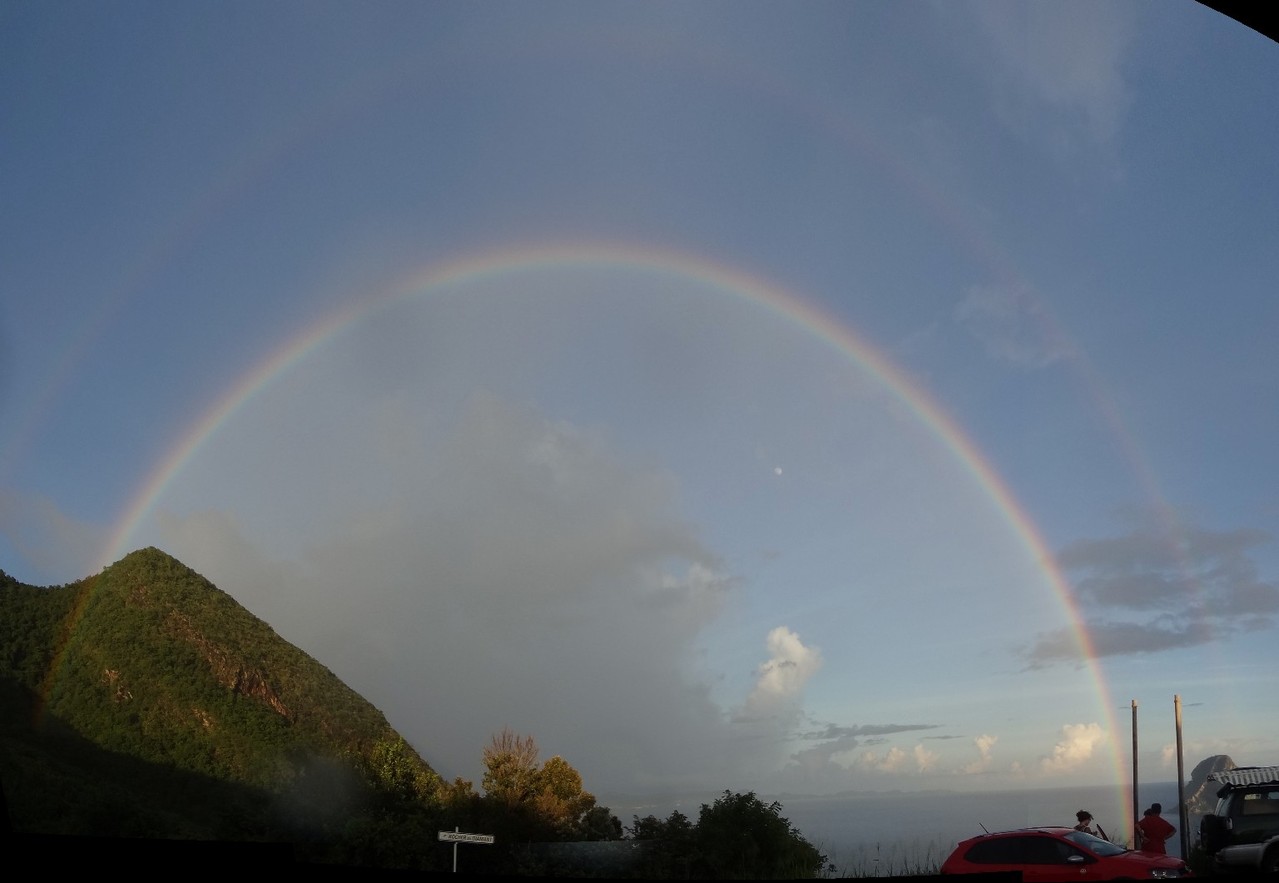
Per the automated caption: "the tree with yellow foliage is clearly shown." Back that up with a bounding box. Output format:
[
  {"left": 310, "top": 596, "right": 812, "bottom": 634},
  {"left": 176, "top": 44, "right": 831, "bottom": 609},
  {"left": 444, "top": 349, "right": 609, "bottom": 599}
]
[{"left": 480, "top": 728, "right": 621, "bottom": 841}]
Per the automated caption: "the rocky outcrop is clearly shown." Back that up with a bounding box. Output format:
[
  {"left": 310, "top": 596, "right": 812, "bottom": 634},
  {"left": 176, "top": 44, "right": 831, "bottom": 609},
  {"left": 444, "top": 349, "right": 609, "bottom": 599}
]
[
  {"left": 165, "top": 608, "right": 293, "bottom": 721},
  {"left": 1186, "top": 755, "right": 1237, "bottom": 814}
]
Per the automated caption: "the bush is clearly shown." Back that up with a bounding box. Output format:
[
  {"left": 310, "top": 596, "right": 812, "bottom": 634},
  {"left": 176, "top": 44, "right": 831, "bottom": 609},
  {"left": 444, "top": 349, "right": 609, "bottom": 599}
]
[{"left": 629, "top": 791, "right": 829, "bottom": 879}]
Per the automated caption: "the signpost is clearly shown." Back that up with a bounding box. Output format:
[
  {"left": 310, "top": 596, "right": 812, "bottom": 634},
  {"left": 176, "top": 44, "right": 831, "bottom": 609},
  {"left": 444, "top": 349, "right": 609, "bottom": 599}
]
[{"left": 439, "top": 827, "right": 495, "bottom": 873}]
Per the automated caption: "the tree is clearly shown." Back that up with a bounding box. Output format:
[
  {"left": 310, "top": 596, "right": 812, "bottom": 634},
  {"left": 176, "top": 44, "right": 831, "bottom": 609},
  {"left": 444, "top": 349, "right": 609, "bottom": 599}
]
[
  {"left": 477, "top": 729, "right": 621, "bottom": 842},
  {"left": 532, "top": 754, "right": 621, "bottom": 840},
  {"left": 692, "top": 790, "right": 828, "bottom": 879},
  {"left": 481, "top": 727, "right": 541, "bottom": 807},
  {"left": 629, "top": 809, "right": 697, "bottom": 878},
  {"left": 438, "top": 775, "right": 477, "bottom": 808},
  {"left": 368, "top": 735, "right": 440, "bottom": 803},
  {"left": 579, "top": 803, "right": 624, "bottom": 841}
]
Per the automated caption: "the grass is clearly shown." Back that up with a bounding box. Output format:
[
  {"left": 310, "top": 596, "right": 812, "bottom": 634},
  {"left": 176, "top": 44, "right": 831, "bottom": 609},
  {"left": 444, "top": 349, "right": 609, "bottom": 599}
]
[{"left": 815, "top": 838, "right": 948, "bottom": 878}]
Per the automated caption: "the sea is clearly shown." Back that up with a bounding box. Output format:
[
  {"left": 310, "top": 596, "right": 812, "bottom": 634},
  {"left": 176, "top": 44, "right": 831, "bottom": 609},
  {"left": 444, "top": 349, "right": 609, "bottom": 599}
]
[{"left": 602, "top": 781, "right": 1189, "bottom": 877}]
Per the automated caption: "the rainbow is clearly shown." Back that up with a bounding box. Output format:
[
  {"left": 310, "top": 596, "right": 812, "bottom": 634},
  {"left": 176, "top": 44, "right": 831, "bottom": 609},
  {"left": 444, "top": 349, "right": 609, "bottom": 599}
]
[{"left": 97, "top": 241, "right": 1128, "bottom": 820}]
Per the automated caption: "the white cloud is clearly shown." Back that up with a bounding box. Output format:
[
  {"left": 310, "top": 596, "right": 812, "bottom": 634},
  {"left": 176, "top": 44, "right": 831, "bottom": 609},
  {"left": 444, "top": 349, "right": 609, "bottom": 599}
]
[
  {"left": 858, "top": 745, "right": 909, "bottom": 773},
  {"left": 959, "top": 733, "right": 999, "bottom": 774},
  {"left": 739, "top": 626, "right": 822, "bottom": 721},
  {"left": 976, "top": 733, "right": 998, "bottom": 760},
  {"left": 775, "top": 722, "right": 944, "bottom": 792},
  {"left": 855, "top": 743, "right": 938, "bottom": 774},
  {"left": 914, "top": 743, "right": 940, "bottom": 772},
  {"left": 1040, "top": 722, "right": 1105, "bottom": 773}
]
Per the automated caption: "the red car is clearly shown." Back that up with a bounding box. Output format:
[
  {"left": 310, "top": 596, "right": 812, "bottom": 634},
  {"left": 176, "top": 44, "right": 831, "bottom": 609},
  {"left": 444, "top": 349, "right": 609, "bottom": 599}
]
[{"left": 940, "top": 827, "right": 1191, "bottom": 880}]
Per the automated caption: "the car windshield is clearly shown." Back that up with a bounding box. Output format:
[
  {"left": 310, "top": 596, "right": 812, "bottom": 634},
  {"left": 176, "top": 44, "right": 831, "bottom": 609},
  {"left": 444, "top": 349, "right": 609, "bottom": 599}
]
[{"left": 1065, "top": 831, "right": 1128, "bottom": 857}]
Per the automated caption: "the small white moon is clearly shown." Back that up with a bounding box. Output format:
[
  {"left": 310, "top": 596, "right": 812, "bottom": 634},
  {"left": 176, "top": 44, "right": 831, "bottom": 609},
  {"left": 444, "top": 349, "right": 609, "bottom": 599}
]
[{"left": 774, "top": 466, "right": 783, "bottom": 476}]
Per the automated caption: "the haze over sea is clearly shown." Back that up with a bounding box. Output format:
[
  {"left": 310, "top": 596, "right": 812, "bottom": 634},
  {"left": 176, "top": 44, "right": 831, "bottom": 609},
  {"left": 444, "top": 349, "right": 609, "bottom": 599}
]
[{"left": 606, "top": 781, "right": 1186, "bottom": 876}]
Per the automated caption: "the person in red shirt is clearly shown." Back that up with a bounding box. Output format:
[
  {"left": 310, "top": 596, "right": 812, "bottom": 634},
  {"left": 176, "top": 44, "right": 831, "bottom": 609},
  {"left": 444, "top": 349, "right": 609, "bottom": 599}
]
[{"left": 1135, "top": 802, "right": 1176, "bottom": 854}]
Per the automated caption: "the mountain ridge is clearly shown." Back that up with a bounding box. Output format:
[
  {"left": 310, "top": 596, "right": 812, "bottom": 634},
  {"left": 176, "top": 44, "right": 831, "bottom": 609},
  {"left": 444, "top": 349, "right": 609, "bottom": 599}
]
[
  {"left": 0, "top": 547, "right": 443, "bottom": 850},
  {"left": 48, "top": 547, "right": 438, "bottom": 794}
]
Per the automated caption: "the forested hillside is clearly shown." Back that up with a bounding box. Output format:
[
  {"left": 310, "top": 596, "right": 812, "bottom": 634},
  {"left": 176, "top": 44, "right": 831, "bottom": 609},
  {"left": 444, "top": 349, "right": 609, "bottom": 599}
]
[
  {"left": 1, "top": 548, "right": 824, "bottom": 877},
  {"left": 0, "top": 548, "right": 448, "bottom": 863},
  {"left": 2, "top": 548, "right": 439, "bottom": 795}
]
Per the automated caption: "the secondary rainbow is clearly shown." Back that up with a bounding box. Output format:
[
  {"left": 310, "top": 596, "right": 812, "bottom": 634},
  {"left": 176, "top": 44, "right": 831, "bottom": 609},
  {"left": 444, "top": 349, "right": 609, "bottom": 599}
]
[{"left": 98, "top": 240, "right": 1126, "bottom": 819}]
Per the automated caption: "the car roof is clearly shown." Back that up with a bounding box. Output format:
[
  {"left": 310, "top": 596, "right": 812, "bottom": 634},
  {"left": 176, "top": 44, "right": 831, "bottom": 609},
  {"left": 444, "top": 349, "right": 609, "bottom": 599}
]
[
  {"left": 962, "top": 826, "right": 1076, "bottom": 840},
  {"left": 1207, "top": 765, "right": 1279, "bottom": 788}
]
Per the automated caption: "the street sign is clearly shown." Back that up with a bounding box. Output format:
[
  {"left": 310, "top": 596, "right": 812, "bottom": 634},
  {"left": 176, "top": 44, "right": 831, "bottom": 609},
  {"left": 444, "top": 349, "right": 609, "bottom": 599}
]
[
  {"left": 438, "top": 830, "right": 495, "bottom": 844},
  {"left": 439, "top": 828, "right": 495, "bottom": 872}
]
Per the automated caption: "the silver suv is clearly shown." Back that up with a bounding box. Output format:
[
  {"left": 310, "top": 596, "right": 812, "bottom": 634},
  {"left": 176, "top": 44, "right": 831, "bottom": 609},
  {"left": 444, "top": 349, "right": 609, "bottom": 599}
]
[{"left": 1198, "top": 766, "right": 1279, "bottom": 873}]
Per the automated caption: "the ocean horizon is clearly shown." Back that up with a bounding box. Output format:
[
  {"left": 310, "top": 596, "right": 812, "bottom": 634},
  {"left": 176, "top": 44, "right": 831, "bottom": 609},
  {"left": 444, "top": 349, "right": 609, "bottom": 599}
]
[{"left": 603, "top": 781, "right": 1190, "bottom": 876}]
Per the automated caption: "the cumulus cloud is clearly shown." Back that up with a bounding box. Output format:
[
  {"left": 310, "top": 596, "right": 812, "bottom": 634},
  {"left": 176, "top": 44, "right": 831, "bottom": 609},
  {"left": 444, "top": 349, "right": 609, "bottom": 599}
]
[
  {"left": 959, "top": 733, "right": 999, "bottom": 774},
  {"left": 857, "top": 746, "right": 909, "bottom": 773},
  {"left": 784, "top": 722, "right": 937, "bottom": 768},
  {"left": 1025, "top": 518, "right": 1279, "bottom": 666},
  {"left": 1040, "top": 722, "right": 1105, "bottom": 773},
  {"left": 855, "top": 743, "right": 939, "bottom": 774},
  {"left": 976, "top": 733, "right": 998, "bottom": 758},
  {"left": 736, "top": 626, "right": 822, "bottom": 722},
  {"left": 954, "top": 284, "right": 1072, "bottom": 369},
  {"left": 914, "top": 743, "right": 940, "bottom": 772},
  {"left": 774, "top": 721, "right": 944, "bottom": 792}
]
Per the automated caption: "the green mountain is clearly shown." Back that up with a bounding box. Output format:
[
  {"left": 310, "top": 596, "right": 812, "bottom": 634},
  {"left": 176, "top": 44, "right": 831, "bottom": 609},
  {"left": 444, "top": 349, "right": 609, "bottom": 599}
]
[
  {"left": 0, "top": 547, "right": 830, "bottom": 877},
  {"left": 0, "top": 548, "right": 444, "bottom": 861}
]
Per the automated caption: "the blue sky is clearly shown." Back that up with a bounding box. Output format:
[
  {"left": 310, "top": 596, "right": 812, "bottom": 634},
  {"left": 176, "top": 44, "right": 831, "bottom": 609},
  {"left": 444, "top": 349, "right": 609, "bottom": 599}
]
[{"left": 3, "top": 2, "right": 1277, "bottom": 814}]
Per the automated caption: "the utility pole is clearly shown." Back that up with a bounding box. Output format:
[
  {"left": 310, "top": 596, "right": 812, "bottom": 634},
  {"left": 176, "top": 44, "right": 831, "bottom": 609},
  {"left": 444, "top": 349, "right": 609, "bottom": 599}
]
[
  {"left": 1175, "top": 695, "right": 1188, "bottom": 858},
  {"left": 1131, "top": 699, "right": 1140, "bottom": 848}
]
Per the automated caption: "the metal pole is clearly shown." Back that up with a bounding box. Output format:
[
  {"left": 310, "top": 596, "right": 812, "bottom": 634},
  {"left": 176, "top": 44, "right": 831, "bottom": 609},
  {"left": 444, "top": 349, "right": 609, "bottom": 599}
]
[
  {"left": 1132, "top": 699, "right": 1140, "bottom": 848},
  {"left": 1175, "top": 695, "right": 1188, "bottom": 858},
  {"left": 454, "top": 826, "right": 459, "bottom": 873}
]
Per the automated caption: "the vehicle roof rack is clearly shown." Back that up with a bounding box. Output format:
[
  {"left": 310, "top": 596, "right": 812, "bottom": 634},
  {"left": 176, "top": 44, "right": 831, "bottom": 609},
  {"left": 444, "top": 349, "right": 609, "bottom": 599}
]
[{"left": 1205, "top": 766, "right": 1279, "bottom": 788}]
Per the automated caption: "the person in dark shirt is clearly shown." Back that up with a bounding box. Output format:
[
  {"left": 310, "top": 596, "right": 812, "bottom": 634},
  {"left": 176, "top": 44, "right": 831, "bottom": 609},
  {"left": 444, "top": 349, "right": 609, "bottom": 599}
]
[{"left": 1074, "top": 810, "right": 1107, "bottom": 839}]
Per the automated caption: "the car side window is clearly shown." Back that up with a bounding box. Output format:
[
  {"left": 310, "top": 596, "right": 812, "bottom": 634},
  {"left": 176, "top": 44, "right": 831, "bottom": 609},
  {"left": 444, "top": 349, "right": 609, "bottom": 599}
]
[
  {"left": 964, "top": 836, "right": 1077, "bottom": 865},
  {"left": 1240, "top": 790, "right": 1279, "bottom": 815},
  {"left": 965, "top": 838, "right": 1022, "bottom": 864},
  {"left": 1022, "top": 836, "right": 1074, "bottom": 864},
  {"left": 1233, "top": 790, "right": 1279, "bottom": 843}
]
